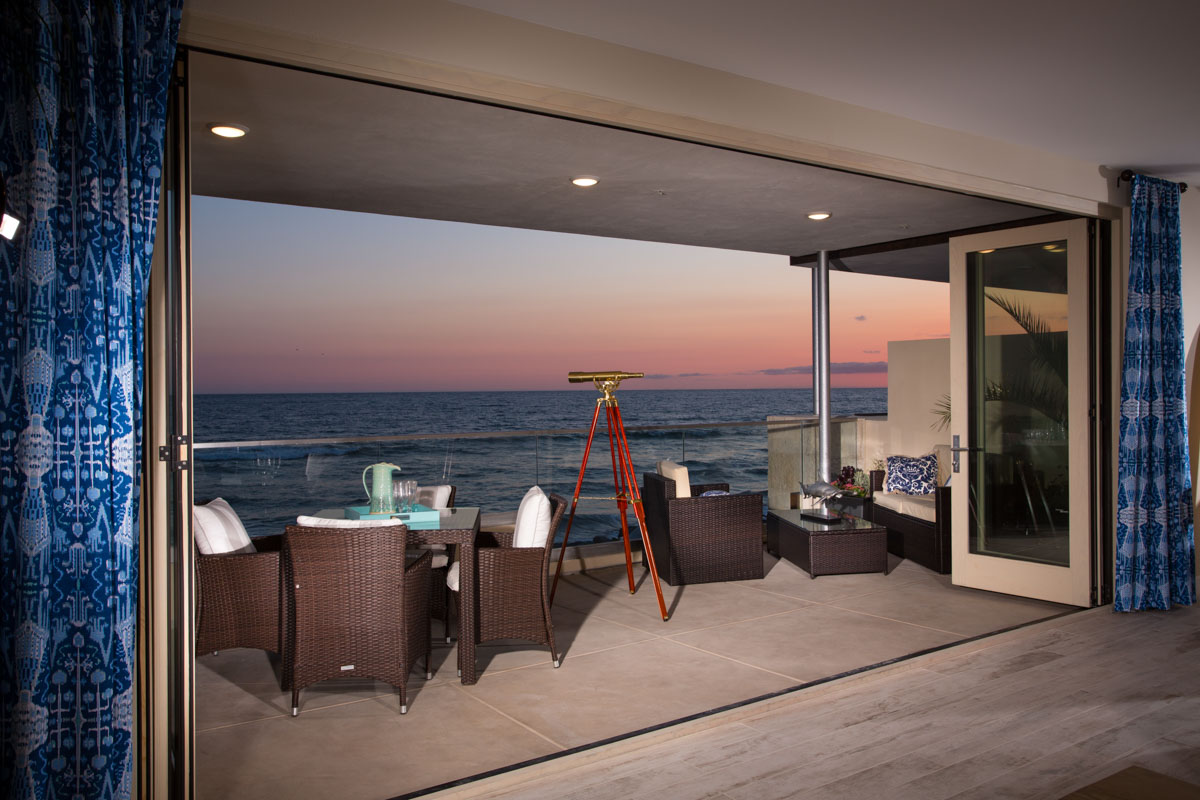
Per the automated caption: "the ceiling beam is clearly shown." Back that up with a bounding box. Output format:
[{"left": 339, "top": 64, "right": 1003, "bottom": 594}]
[{"left": 789, "top": 212, "right": 1077, "bottom": 268}]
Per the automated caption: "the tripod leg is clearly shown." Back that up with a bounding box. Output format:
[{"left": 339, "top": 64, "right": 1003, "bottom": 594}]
[
  {"left": 605, "top": 402, "right": 636, "bottom": 593},
  {"left": 551, "top": 399, "right": 603, "bottom": 605},
  {"left": 612, "top": 404, "right": 669, "bottom": 620}
]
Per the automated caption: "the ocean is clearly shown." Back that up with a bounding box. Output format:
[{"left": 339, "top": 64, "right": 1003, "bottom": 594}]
[{"left": 193, "top": 388, "right": 886, "bottom": 541}]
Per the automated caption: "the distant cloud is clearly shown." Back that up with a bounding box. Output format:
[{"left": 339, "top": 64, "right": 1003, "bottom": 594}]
[
  {"left": 863, "top": 349, "right": 880, "bottom": 354},
  {"left": 854, "top": 315, "right": 867, "bottom": 321},
  {"left": 759, "top": 361, "right": 888, "bottom": 376},
  {"left": 645, "top": 372, "right": 711, "bottom": 379}
]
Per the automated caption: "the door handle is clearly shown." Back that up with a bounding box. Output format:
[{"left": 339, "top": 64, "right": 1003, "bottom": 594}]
[{"left": 950, "top": 434, "right": 981, "bottom": 474}]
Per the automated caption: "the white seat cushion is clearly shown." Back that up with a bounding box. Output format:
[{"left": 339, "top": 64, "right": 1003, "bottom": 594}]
[
  {"left": 446, "top": 561, "right": 460, "bottom": 591},
  {"left": 194, "top": 498, "right": 255, "bottom": 555},
  {"left": 294, "top": 515, "right": 402, "bottom": 528},
  {"left": 416, "top": 484, "right": 453, "bottom": 510},
  {"left": 873, "top": 491, "right": 937, "bottom": 523},
  {"left": 513, "top": 486, "right": 553, "bottom": 548},
  {"left": 657, "top": 459, "right": 691, "bottom": 498}
]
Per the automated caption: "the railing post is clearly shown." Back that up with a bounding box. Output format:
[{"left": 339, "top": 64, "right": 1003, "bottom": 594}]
[{"left": 813, "top": 250, "right": 832, "bottom": 482}]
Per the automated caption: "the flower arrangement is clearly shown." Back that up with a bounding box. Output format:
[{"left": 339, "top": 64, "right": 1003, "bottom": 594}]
[{"left": 833, "top": 465, "right": 869, "bottom": 498}]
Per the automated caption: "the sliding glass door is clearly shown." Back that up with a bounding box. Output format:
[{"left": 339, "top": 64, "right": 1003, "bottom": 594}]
[{"left": 949, "top": 219, "right": 1098, "bottom": 606}]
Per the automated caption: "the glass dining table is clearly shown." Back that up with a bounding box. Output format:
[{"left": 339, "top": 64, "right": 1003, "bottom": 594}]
[{"left": 310, "top": 506, "right": 483, "bottom": 685}]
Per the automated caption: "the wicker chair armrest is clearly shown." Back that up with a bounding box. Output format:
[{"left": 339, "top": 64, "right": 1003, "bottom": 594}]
[
  {"left": 197, "top": 548, "right": 280, "bottom": 583},
  {"left": 476, "top": 545, "right": 546, "bottom": 578},
  {"left": 870, "top": 470, "right": 885, "bottom": 495},
  {"left": 196, "top": 548, "right": 282, "bottom": 655},
  {"left": 667, "top": 491, "right": 761, "bottom": 528},
  {"left": 403, "top": 550, "right": 433, "bottom": 623}
]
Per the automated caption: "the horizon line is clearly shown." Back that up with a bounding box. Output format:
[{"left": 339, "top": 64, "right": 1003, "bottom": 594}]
[{"left": 193, "top": 386, "right": 890, "bottom": 396}]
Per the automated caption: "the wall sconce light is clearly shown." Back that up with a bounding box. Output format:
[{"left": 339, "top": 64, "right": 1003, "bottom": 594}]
[{"left": 1, "top": 170, "right": 21, "bottom": 240}]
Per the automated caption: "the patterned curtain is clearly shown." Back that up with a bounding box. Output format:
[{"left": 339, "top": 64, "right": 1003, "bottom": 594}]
[
  {"left": 0, "top": 1, "right": 182, "bottom": 797},
  {"left": 1115, "top": 174, "right": 1195, "bottom": 611}
]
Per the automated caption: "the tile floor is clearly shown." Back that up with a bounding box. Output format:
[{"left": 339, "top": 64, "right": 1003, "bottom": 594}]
[{"left": 194, "top": 550, "right": 1073, "bottom": 799}]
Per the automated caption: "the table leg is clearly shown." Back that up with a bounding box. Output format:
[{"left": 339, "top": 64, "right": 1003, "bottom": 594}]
[{"left": 458, "top": 539, "right": 477, "bottom": 684}]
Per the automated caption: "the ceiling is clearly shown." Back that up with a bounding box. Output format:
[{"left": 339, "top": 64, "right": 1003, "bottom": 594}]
[
  {"left": 454, "top": 0, "right": 1200, "bottom": 187},
  {"left": 191, "top": 52, "right": 1054, "bottom": 282}
]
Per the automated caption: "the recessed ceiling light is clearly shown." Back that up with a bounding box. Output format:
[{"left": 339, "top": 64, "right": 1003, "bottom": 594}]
[
  {"left": 807, "top": 212, "right": 832, "bottom": 221},
  {"left": 978, "top": 249, "right": 995, "bottom": 254},
  {"left": 1042, "top": 243, "right": 1059, "bottom": 251},
  {"left": 571, "top": 176, "right": 599, "bottom": 187},
  {"left": 210, "top": 124, "right": 248, "bottom": 139}
]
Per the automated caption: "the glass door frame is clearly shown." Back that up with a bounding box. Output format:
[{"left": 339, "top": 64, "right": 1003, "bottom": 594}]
[
  {"left": 949, "top": 218, "right": 1099, "bottom": 607},
  {"left": 139, "top": 49, "right": 196, "bottom": 799}
]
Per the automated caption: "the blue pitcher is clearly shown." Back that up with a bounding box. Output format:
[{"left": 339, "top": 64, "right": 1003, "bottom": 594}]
[{"left": 362, "top": 462, "right": 402, "bottom": 514}]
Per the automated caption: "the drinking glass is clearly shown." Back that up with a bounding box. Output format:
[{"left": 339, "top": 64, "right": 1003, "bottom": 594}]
[
  {"left": 392, "top": 479, "right": 406, "bottom": 515},
  {"left": 401, "top": 479, "right": 418, "bottom": 512}
]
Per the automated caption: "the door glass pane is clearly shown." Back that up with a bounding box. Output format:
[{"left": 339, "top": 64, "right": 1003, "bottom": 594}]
[{"left": 968, "top": 241, "right": 1069, "bottom": 565}]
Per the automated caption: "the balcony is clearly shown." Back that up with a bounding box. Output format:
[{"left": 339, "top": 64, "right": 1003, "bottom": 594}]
[{"left": 192, "top": 418, "right": 1073, "bottom": 798}]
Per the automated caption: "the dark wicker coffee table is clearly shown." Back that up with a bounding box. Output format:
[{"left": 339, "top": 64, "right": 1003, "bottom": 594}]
[{"left": 766, "top": 509, "right": 887, "bottom": 578}]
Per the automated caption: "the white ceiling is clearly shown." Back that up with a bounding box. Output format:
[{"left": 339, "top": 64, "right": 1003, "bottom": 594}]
[
  {"left": 191, "top": 52, "right": 1052, "bottom": 281},
  {"left": 455, "top": 0, "right": 1200, "bottom": 185}
]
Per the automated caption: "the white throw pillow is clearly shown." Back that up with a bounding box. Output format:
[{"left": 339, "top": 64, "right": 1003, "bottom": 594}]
[
  {"left": 657, "top": 460, "right": 691, "bottom": 499},
  {"left": 446, "top": 561, "right": 460, "bottom": 592},
  {"left": 294, "top": 515, "right": 402, "bottom": 528},
  {"left": 194, "top": 498, "right": 255, "bottom": 555},
  {"left": 416, "top": 484, "right": 453, "bottom": 510},
  {"left": 512, "top": 486, "right": 553, "bottom": 549}
]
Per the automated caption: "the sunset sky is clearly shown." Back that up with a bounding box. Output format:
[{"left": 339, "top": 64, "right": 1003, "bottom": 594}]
[{"left": 192, "top": 197, "right": 951, "bottom": 393}]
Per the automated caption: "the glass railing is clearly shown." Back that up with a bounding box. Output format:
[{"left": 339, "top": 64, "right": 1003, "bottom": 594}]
[{"left": 192, "top": 416, "right": 867, "bottom": 545}]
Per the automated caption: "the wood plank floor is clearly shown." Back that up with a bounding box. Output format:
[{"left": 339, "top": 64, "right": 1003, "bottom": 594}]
[{"left": 422, "top": 604, "right": 1200, "bottom": 800}]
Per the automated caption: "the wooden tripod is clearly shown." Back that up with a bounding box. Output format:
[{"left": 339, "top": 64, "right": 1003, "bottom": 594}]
[{"left": 549, "top": 372, "right": 668, "bottom": 620}]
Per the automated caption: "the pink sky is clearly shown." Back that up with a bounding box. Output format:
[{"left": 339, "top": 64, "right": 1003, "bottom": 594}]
[{"left": 192, "top": 198, "right": 950, "bottom": 393}]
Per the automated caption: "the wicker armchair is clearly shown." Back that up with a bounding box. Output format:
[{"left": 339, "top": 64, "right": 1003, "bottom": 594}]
[
  {"left": 641, "top": 473, "right": 764, "bottom": 586},
  {"left": 466, "top": 493, "right": 567, "bottom": 669},
  {"left": 282, "top": 524, "right": 432, "bottom": 716},
  {"left": 196, "top": 534, "right": 284, "bottom": 657}
]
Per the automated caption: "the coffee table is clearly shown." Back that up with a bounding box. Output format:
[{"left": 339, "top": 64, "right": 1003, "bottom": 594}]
[{"left": 766, "top": 509, "right": 887, "bottom": 578}]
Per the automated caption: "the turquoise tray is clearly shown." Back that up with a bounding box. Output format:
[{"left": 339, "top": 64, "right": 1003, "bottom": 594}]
[{"left": 344, "top": 503, "right": 442, "bottom": 529}]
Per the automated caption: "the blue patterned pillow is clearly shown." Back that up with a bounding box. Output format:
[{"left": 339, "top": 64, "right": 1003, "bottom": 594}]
[
  {"left": 699, "top": 490, "right": 730, "bottom": 497},
  {"left": 885, "top": 453, "right": 938, "bottom": 495}
]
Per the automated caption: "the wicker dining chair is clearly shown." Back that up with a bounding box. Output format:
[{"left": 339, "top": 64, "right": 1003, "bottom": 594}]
[
  {"left": 196, "top": 534, "right": 284, "bottom": 657},
  {"left": 458, "top": 493, "right": 567, "bottom": 669},
  {"left": 641, "top": 472, "right": 764, "bottom": 585},
  {"left": 282, "top": 524, "right": 432, "bottom": 716}
]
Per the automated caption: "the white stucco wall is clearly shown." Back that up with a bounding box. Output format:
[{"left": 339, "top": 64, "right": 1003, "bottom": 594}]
[{"left": 859, "top": 338, "right": 950, "bottom": 470}]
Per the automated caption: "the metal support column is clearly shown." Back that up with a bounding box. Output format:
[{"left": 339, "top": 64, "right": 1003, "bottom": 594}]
[{"left": 813, "top": 250, "right": 831, "bottom": 482}]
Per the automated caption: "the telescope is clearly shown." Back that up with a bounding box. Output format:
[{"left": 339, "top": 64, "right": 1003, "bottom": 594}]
[
  {"left": 552, "top": 367, "right": 669, "bottom": 620},
  {"left": 567, "top": 371, "right": 644, "bottom": 383}
]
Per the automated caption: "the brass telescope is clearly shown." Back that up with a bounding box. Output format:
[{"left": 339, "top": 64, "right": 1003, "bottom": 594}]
[
  {"left": 552, "top": 368, "right": 669, "bottom": 620},
  {"left": 567, "top": 371, "right": 644, "bottom": 383}
]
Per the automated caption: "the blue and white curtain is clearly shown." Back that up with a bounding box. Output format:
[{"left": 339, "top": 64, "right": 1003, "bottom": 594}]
[
  {"left": 1115, "top": 174, "right": 1195, "bottom": 611},
  {"left": 0, "top": 1, "right": 182, "bottom": 797}
]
